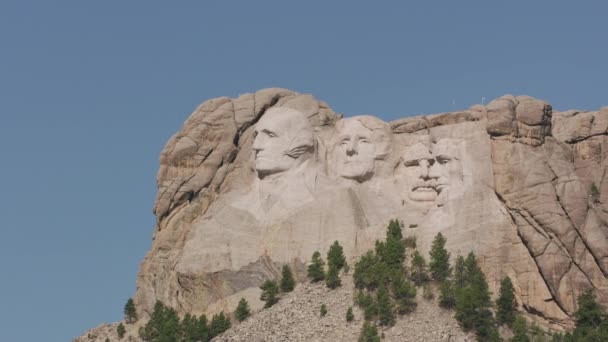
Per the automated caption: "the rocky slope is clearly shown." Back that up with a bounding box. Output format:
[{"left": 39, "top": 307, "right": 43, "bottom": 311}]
[
  {"left": 77, "top": 89, "right": 608, "bottom": 340},
  {"left": 215, "top": 277, "right": 473, "bottom": 342}
]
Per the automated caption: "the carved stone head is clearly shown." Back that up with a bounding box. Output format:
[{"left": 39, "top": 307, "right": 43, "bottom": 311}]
[
  {"left": 401, "top": 137, "right": 465, "bottom": 204},
  {"left": 431, "top": 138, "right": 464, "bottom": 203},
  {"left": 401, "top": 140, "right": 437, "bottom": 203},
  {"left": 332, "top": 116, "right": 391, "bottom": 183},
  {"left": 252, "top": 107, "right": 314, "bottom": 179}
]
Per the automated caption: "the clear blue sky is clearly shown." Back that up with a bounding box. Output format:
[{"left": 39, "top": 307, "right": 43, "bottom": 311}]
[{"left": 1, "top": 1, "right": 606, "bottom": 341}]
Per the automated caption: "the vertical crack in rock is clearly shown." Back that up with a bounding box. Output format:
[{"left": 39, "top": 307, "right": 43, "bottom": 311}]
[
  {"left": 494, "top": 190, "right": 571, "bottom": 320},
  {"left": 546, "top": 161, "right": 607, "bottom": 280}
]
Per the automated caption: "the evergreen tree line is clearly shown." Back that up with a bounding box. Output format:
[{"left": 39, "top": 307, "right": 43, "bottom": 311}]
[
  {"left": 258, "top": 263, "right": 297, "bottom": 309},
  {"left": 120, "top": 220, "right": 608, "bottom": 342},
  {"left": 259, "top": 240, "right": 349, "bottom": 309},
  {"left": 307, "top": 240, "right": 348, "bottom": 288},
  {"left": 353, "top": 219, "right": 415, "bottom": 341},
  {"left": 351, "top": 219, "right": 519, "bottom": 342},
  {"left": 549, "top": 289, "right": 608, "bottom": 342},
  {"left": 138, "top": 301, "right": 231, "bottom": 342}
]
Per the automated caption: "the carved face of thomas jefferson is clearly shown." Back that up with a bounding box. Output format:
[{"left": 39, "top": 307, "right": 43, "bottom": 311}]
[
  {"left": 333, "top": 116, "right": 391, "bottom": 182},
  {"left": 252, "top": 107, "right": 314, "bottom": 179}
]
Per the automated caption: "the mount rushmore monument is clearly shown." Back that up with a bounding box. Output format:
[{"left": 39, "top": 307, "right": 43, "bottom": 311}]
[{"left": 133, "top": 88, "right": 608, "bottom": 329}]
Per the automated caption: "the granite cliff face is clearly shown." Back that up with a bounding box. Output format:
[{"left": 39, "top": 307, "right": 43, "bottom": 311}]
[{"left": 134, "top": 88, "right": 608, "bottom": 330}]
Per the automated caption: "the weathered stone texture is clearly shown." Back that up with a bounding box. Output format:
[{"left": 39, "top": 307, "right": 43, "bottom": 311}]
[{"left": 80, "top": 89, "right": 608, "bottom": 341}]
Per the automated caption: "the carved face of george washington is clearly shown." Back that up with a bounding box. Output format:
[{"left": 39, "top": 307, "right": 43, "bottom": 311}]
[{"left": 252, "top": 107, "right": 314, "bottom": 179}]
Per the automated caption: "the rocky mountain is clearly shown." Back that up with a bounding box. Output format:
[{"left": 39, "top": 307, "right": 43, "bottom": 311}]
[{"left": 78, "top": 88, "right": 608, "bottom": 340}]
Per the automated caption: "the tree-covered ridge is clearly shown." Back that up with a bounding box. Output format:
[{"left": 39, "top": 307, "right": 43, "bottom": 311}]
[
  {"left": 137, "top": 301, "right": 230, "bottom": 342},
  {"left": 119, "top": 218, "right": 608, "bottom": 342}
]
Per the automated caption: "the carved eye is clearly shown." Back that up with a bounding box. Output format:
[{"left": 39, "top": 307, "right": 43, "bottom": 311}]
[
  {"left": 436, "top": 156, "right": 451, "bottom": 165},
  {"left": 359, "top": 138, "right": 370, "bottom": 144},
  {"left": 340, "top": 139, "right": 350, "bottom": 146},
  {"left": 404, "top": 160, "right": 419, "bottom": 167},
  {"left": 261, "top": 129, "right": 277, "bottom": 138}
]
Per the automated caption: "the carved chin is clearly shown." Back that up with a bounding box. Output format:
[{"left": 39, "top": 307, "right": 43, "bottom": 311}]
[
  {"left": 338, "top": 163, "right": 374, "bottom": 182},
  {"left": 255, "top": 158, "right": 296, "bottom": 176},
  {"left": 339, "top": 168, "right": 374, "bottom": 182}
]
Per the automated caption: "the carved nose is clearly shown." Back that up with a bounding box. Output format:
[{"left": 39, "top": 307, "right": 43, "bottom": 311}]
[
  {"left": 419, "top": 160, "right": 431, "bottom": 179},
  {"left": 429, "top": 163, "right": 441, "bottom": 179},
  {"left": 346, "top": 141, "right": 357, "bottom": 156},
  {"left": 252, "top": 136, "right": 263, "bottom": 151}
]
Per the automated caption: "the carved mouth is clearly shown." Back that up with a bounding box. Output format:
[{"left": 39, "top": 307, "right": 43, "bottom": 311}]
[
  {"left": 412, "top": 180, "right": 439, "bottom": 193},
  {"left": 413, "top": 185, "right": 436, "bottom": 192}
]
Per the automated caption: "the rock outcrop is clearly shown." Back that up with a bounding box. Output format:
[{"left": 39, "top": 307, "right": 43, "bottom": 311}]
[{"left": 80, "top": 89, "right": 608, "bottom": 340}]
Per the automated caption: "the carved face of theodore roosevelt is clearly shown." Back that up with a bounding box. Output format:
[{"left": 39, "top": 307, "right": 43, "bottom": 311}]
[
  {"left": 252, "top": 107, "right": 314, "bottom": 179},
  {"left": 402, "top": 142, "right": 437, "bottom": 202},
  {"left": 431, "top": 138, "right": 464, "bottom": 202},
  {"left": 333, "top": 116, "right": 391, "bottom": 182},
  {"left": 401, "top": 138, "right": 464, "bottom": 204}
]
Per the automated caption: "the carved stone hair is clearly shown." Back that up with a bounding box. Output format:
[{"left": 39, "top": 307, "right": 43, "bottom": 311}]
[{"left": 264, "top": 107, "right": 314, "bottom": 159}]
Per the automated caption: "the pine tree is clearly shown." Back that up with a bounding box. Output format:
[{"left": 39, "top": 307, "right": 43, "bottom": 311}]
[
  {"left": 139, "top": 301, "right": 180, "bottom": 342},
  {"left": 260, "top": 280, "right": 279, "bottom": 308},
  {"left": 353, "top": 251, "right": 383, "bottom": 290},
  {"left": 411, "top": 250, "right": 430, "bottom": 285},
  {"left": 326, "top": 262, "right": 342, "bottom": 289},
  {"left": 511, "top": 315, "right": 531, "bottom": 342},
  {"left": 116, "top": 322, "right": 126, "bottom": 339},
  {"left": 124, "top": 298, "right": 138, "bottom": 324},
  {"left": 358, "top": 321, "right": 381, "bottom": 342},
  {"left": 439, "top": 280, "right": 456, "bottom": 309},
  {"left": 455, "top": 285, "right": 478, "bottom": 331},
  {"left": 454, "top": 252, "right": 495, "bottom": 340},
  {"left": 383, "top": 219, "right": 405, "bottom": 269},
  {"left": 209, "top": 312, "right": 231, "bottom": 338},
  {"left": 195, "top": 315, "right": 210, "bottom": 342},
  {"left": 392, "top": 276, "right": 417, "bottom": 314},
  {"left": 429, "top": 233, "right": 451, "bottom": 282},
  {"left": 161, "top": 306, "right": 180, "bottom": 342},
  {"left": 574, "top": 289, "right": 604, "bottom": 329},
  {"left": 377, "top": 285, "right": 395, "bottom": 326},
  {"left": 307, "top": 251, "right": 325, "bottom": 282},
  {"left": 105, "top": 338, "right": 110, "bottom": 342},
  {"left": 320, "top": 304, "right": 328, "bottom": 317},
  {"left": 280, "top": 265, "right": 295, "bottom": 292},
  {"left": 570, "top": 288, "right": 608, "bottom": 340},
  {"left": 180, "top": 313, "right": 198, "bottom": 342},
  {"left": 235, "top": 298, "right": 251, "bottom": 322},
  {"left": 496, "top": 276, "right": 517, "bottom": 327},
  {"left": 464, "top": 252, "right": 480, "bottom": 285},
  {"left": 327, "top": 240, "right": 347, "bottom": 270},
  {"left": 453, "top": 255, "right": 467, "bottom": 289},
  {"left": 346, "top": 306, "right": 355, "bottom": 322},
  {"left": 356, "top": 291, "right": 377, "bottom": 320}
]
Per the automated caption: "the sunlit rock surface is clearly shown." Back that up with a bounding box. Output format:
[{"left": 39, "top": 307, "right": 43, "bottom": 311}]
[{"left": 133, "top": 88, "right": 608, "bottom": 331}]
